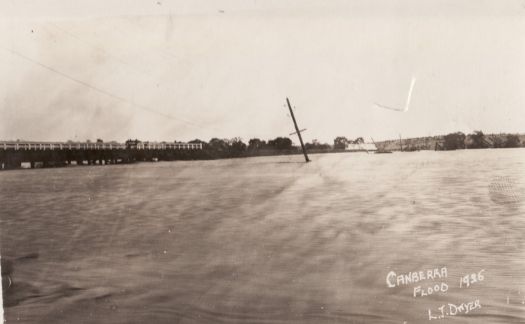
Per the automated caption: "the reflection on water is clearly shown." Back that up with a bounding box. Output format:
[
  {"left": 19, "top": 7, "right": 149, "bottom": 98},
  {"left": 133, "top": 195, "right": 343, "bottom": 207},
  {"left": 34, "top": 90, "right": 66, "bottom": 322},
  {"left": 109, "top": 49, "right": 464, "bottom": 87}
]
[{"left": 1, "top": 149, "right": 525, "bottom": 323}]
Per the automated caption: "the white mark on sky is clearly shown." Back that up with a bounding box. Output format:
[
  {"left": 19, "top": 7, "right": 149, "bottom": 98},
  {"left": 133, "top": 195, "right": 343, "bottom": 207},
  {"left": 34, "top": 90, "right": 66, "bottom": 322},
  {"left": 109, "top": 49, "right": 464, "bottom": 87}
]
[{"left": 374, "top": 76, "right": 417, "bottom": 112}]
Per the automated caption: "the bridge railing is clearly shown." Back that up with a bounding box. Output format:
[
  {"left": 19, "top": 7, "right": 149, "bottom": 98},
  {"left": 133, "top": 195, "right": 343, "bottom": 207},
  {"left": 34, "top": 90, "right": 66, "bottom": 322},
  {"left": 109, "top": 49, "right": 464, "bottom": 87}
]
[{"left": 0, "top": 142, "right": 203, "bottom": 151}]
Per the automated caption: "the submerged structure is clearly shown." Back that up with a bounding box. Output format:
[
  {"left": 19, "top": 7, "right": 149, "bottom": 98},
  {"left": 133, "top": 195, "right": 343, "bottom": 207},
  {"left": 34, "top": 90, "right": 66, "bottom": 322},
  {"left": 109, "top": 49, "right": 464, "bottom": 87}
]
[{"left": 0, "top": 140, "right": 203, "bottom": 169}]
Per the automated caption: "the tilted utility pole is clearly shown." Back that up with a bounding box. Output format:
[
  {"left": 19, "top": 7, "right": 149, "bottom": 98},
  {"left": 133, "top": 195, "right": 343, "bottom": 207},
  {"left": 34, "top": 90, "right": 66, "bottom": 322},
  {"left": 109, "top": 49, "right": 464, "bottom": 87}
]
[{"left": 286, "top": 97, "right": 310, "bottom": 162}]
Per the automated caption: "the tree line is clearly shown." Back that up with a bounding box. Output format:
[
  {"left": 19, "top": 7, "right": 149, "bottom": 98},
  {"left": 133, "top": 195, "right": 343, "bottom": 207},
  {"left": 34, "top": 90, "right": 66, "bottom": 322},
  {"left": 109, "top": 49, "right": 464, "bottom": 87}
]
[
  {"left": 183, "top": 137, "right": 332, "bottom": 159},
  {"left": 86, "top": 131, "right": 523, "bottom": 159},
  {"left": 441, "top": 131, "right": 521, "bottom": 150}
]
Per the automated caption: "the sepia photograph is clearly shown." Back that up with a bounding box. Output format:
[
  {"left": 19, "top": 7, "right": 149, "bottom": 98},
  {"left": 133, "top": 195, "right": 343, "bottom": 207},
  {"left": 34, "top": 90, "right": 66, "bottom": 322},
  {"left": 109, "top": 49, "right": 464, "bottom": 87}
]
[{"left": 1, "top": 1, "right": 525, "bottom": 323}]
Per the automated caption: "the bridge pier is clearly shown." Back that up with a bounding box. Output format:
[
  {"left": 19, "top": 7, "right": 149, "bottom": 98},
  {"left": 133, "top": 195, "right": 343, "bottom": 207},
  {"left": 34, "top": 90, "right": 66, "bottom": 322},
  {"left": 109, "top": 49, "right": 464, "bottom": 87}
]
[{"left": 5, "top": 160, "right": 21, "bottom": 169}]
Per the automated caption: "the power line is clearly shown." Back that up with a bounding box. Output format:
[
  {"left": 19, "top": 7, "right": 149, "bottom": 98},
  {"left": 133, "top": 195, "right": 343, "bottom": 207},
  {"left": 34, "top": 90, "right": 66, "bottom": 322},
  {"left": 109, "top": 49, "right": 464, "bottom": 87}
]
[
  {"left": 44, "top": 22, "right": 158, "bottom": 82},
  {"left": 3, "top": 46, "right": 203, "bottom": 129}
]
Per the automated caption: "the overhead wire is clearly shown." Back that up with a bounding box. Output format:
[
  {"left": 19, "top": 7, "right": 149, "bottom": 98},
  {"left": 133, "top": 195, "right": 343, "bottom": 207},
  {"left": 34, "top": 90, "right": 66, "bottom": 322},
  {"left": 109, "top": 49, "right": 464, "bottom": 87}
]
[
  {"left": 44, "top": 22, "right": 157, "bottom": 81},
  {"left": 2, "top": 46, "right": 204, "bottom": 130}
]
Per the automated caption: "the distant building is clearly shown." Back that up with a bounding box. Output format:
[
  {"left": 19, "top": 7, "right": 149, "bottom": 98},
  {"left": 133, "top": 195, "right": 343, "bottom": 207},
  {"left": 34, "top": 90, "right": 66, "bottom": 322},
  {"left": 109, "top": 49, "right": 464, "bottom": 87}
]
[{"left": 345, "top": 143, "right": 377, "bottom": 152}]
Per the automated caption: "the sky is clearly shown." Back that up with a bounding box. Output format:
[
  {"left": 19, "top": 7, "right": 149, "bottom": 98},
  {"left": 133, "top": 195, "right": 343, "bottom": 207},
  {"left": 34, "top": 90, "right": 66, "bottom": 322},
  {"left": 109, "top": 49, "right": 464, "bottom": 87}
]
[{"left": 1, "top": 0, "right": 525, "bottom": 144}]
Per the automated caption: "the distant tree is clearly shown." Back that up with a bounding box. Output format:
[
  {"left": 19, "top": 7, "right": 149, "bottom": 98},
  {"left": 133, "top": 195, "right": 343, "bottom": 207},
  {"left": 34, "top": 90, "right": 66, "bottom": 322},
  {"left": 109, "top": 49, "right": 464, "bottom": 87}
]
[
  {"left": 491, "top": 136, "right": 504, "bottom": 148},
  {"left": 208, "top": 138, "right": 229, "bottom": 153},
  {"left": 467, "top": 130, "right": 489, "bottom": 149},
  {"left": 333, "top": 136, "right": 348, "bottom": 149},
  {"left": 306, "top": 141, "right": 331, "bottom": 150},
  {"left": 248, "top": 138, "right": 266, "bottom": 152},
  {"left": 268, "top": 137, "right": 293, "bottom": 150},
  {"left": 229, "top": 137, "right": 247, "bottom": 156},
  {"left": 504, "top": 134, "right": 521, "bottom": 148},
  {"left": 96, "top": 138, "right": 103, "bottom": 143},
  {"left": 443, "top": 132, "right": 466, "bottom": 150},
  {"left": 352, "top": 137, "right": 364, "bottom": 144}
]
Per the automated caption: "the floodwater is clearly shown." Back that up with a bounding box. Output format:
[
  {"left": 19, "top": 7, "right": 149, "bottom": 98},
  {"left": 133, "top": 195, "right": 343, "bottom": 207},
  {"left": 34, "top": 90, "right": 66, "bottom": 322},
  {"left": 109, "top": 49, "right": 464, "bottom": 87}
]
[{"left": 1, "top": 149, "right": 525, "bottom": 324}]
